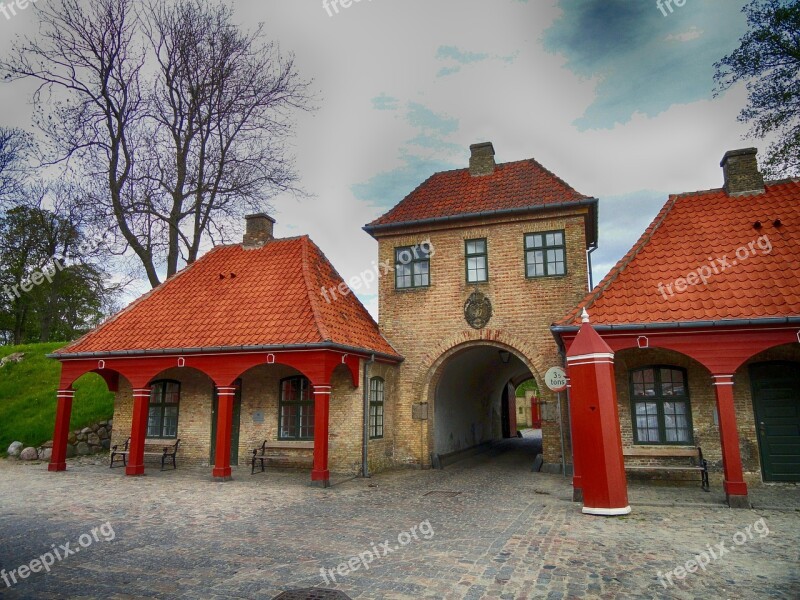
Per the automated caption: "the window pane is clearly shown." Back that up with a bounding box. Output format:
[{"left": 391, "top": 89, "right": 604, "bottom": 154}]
[
  {"left": 526, "top": 250, "right": 544, "bottom": 277},
  {"left": 413, "top": 261, "right": 429, "bottom": 286},
  {"left": 547, "top": 248, "right": 565, "bottom": 275},
  {"left": 396, "top": 263, "right": 412, "bottom": 288},
  {"left": 147, "top": 406, "right": 161, "bottom": 438},
  {"left": 162, "top": 406, "right": 178, "bottom": 437},
  {"left": 635, "top": 402, "right": 660, "bottom": 442},
  {"left": 299, "top": 403, "right": 315, "bottom": 438},
  {"left": 663, "top": 401, "right": 690, "bottom": 442},
  {"left": 280, "top": 404, "right": 296, "bottom": 438},
  {"left": 164, "top": 382, "right": 180, "bottom": 403},
  {"left": 396, "top": 248, "right": 413, "bottom": 265}
]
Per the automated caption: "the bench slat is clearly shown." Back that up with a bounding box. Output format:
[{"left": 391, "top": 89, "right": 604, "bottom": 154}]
[
  {"left": 623, "top": 447, "right": 699, "bottom": 458},
  {"left": 625, "top": 465, "right": 704, "bottom": 471}
]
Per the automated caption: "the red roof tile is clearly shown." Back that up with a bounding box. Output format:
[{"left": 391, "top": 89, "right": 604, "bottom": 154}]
[
  {"left": 557, "top": 180, "right": 800, "bottom": 327},
  {"left": 365, "top": 159, "right": 595, "bottom": 238},
  {"left": 57, "top": 236, "right": 400, "bottom": 359}
]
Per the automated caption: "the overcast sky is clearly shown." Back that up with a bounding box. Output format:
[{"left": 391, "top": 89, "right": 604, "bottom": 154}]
[{"left": 0, "top": 0, "right": 761, "bottom": 318}]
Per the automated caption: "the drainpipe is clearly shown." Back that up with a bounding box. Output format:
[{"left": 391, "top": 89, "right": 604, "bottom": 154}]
[
  {"left": 586, "top": 243, "right": 597, "bottom": 290},
  {"left": 362, "top": 354, "right": 376, "bottom": 478}
]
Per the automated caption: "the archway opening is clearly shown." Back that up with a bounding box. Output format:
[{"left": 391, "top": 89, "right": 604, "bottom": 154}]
[{"left": 432, "top": 344, "right": 537, "bottom": 466}]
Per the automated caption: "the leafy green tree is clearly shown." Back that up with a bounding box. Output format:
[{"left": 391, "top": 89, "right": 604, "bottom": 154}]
[
  {"left": 0, "top": 205, "right": 117, "bottom": 344},
  {"left": 714, "top": 0, "right": 800, "bottom": 177}
]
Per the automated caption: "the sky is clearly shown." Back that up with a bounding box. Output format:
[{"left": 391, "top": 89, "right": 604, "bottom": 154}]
[{"left": 0, "top": 0, "right": 762, "bottom": 319}]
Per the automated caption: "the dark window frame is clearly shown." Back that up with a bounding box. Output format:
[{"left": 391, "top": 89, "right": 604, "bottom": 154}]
[
  {"left": 465, "top": 238, "right": 488, "bottom": 283},
  {"left": 394, "top": 245, "right": 431, "bottom": 289},
  {"left": 629, "top": 366, "right": 694, "bottom": 445},
  {"left": 278, "top": 376, "right": 315, "bottom": 441},
  {"left": 524, "top": 230, "right": 567, "bottom": 278},
  {"left": 147, "top": 379, "right": 181, "bottom": 439},
  {"left": 369, "top": 377, "right": 385, "bottom": 439}
]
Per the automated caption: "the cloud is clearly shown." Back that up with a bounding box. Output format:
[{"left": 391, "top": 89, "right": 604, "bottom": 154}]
[
  {"left": 407, "top": 102, "right": 459, "bottom": 135},
  {"left": 543, "top": 0, "right": 749, "bottom": 130},
  {"left": 664, "top": 26, "right": 704, "bottom": 43},
  {"left": 436, "top": 45, "right": 490, "bottom": 64},
  {"left": 372, "top": 93, "right": 400, "bottom": 111}
]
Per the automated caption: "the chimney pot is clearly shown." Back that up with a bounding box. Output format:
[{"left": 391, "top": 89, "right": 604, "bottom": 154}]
[
  {"left": 720, "top": 148, "right": 765, "bottom": 196},
  {"left": 243, "top": 213, "right": 275, "bottom": 248},
  {"left": 469, "top": 142, "right": 496, "bottom": 176}
]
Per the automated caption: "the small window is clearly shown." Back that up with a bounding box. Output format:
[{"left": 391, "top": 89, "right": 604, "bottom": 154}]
[
  {"left": 395, "top": 244, "right": 431, "bottom": 289},
  {"left": 525, "top": 231, "right": 566, "bottom": 277},
  {"left": 148, "top": 380, "right": 180, "bottom": 438},
  {"left": 465, "top": 238, "right": 488, "bottom": 283},
  {"left": 279, "top": 376, "right": 314, "bottom": 440},
  {"left": 369, "top": 377, "right": 385, "bottom": 439},
  {"left": 630, "top": 367, "right": 693, "bottom": 444}
]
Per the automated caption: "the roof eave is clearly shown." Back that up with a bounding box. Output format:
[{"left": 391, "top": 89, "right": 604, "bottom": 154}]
[
  {"left": 551, "top": 316, "right": 800, "bottom": 336},
  {"left": 49, "top": 342, "right": 404, "bottom": 364},
  {"left": 364, "top": 198, "right": 599, "bottom": 245}
]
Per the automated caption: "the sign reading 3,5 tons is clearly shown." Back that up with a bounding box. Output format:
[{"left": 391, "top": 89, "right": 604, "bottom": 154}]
[{"left": 544, "top": 367, "right": 567, "bottom": 392}]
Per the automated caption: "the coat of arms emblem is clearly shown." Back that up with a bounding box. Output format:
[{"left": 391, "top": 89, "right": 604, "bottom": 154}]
[{"left": 464, "top": 290, "right": 492, "bottom": 329}]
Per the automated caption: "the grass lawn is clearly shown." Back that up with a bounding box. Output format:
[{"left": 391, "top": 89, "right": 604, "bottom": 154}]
[{"left": 0, "top": 343, "right": 114, "bottom": 455}]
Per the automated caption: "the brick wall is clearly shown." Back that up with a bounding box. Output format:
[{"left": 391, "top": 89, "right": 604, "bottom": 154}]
[
  {"left": 110, "top": 360, "right": 401, "bottom": 474},
  {"left": 374, "top": 209, "right": 592, "bottom": 467}
]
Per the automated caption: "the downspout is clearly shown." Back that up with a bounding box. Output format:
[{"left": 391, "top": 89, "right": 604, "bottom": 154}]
[
  {"left": 586, "top": 242, "right": 597, "bottom": 290},
  {"left": 362, "top": 354, "right": 376, "bottom": 478}
]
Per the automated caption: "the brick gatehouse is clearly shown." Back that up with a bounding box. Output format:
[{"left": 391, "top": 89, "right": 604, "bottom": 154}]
[{"left": 47, "top": 144, "right": 799, "bottom": 501}]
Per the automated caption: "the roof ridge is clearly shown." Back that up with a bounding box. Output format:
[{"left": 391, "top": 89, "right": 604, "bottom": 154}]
[
  {"left": 557, "top": 193, "right": 680, "bottom": 325},
  {"left": 55, "top": 245, "right": 227, "bottom": 355},
  {"left": 300, "top": 235, "right": 332, "bottom": 343}
]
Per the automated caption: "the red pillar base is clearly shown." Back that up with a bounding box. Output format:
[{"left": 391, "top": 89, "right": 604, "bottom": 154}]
[
  {"left": 48, "top": 462, "right": 66, "bottom": 472},
  {"left": 311, "top": 470, "right": 330, "bottom": 488},
  {"left": 212, "top": 467, "right": 232, "bottom": 481},
  {"left": 724, "top": 480, "right": 749, "bottom": 508},
  {"left": 125, "top": 464, "right": 146, "bottom": 476}
]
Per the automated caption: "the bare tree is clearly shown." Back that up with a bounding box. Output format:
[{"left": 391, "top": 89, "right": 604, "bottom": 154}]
[
  {"left": 0, "top": 127, "right": 33, "bottom": 204},
  {"left": 144, "top": 0, "right": 311, "bottom": 274},
  {"left": 1, "top": 0, "right": 312, "bottom": 287}
]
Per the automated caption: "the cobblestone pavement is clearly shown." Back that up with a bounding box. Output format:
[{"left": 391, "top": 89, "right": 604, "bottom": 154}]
[{"left": 1, "top": 440, "right": 798, "bottom": 599}]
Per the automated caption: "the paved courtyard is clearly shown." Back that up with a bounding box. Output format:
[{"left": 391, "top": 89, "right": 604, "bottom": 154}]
[{"left": 1, "top": 440, "right": 798, "bottom": 599}]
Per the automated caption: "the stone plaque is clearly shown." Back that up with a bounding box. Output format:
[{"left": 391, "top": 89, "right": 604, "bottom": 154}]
[
  {"left": 464, "top": 290, "right": 492, "bottom": 329},
  {"left": 252, "top": 411, "right": 264, "bottom": 423}
]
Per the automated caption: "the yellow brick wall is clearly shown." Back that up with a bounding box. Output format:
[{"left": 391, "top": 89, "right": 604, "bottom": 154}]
[
  {"left": 110, "top": 361, "right": 401, "bottom": 474},
  {"left": 374, "top": 209, "right": 592, "bottom": 467}
]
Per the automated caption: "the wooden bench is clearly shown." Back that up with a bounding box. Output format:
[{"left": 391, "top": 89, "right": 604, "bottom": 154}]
[
  {"left": 251, "top": 440, "right": 314, "bottom": 474},
  {"left": 110, "top": 438, "right": 180, "bottom": 471},
  {"left": 623, "top": 446, "right": 709, "bottom": 491}
]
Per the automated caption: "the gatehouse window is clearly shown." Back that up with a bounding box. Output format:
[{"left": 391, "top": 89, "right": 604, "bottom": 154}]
[
  {"left": 465, "top": 238, "right": 488, "bottom": 283},
  {"left": 525, "top": 230, "right": 566, "bottom": 277},
  {"left": 630, "top": 366, "right": 693, "bottom": 444},
  {"left": 395, "top": 244, "right": 431, "bottom": 289},
  {"left": 279, "top": 376, "right": 314, "bottom": 440},
  {"left": 369, "top": 377, "right": 385, "bottom": 439},
  {"left": 148, "top": 380, "right": 180, "bottom": 438}
]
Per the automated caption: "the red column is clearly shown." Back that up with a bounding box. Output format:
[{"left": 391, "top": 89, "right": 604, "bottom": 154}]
[
  {"left": 126, "top": 388, "right": 151, "bottom": 476},
  {"left": 48, "top": 389, "right": 74, "bottom": 472},
  {"left": 713, "top": 375, "right": 749, "bottom": 508},
  {"left": 566, "top": 313, "right": 630, "bottom": 516},
  {"left": 212, "top": 386, "right": 236, "bottom": 481},
  {"left": 311, "top": 383, "right": 331, "bottom": 487},
  {"left": 566, "top": 380, "right": 583, "bottom": 502}
]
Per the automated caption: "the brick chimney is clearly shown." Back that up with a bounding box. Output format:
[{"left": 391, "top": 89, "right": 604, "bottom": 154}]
[
  {"left": 243, "top": 213, "right": 275, "bottom": 248},
  {"left": 720, "top": 148, "right": 765, "bottom": 196},
  {"left": 469, "top": 142, "right": 496, "bottom": 176}
]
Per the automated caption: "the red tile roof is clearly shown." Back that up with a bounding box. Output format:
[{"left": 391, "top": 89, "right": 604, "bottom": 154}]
[
  {"left": 557, "top": 179, "right": 800, "bottom": 327},
  {"left": 365, "top": 159, "right": 596, "bottom": 242},
  {"left": 56, "top": 236, "right": 400, "bottom": 359}
]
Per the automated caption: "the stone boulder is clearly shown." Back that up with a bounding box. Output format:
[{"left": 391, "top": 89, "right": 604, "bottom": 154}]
[
  {"left": 80, "top": 427, "right": 92, "bottom": 435},
  {"left": 39, "top": 448, "right": 52, "bottom": 461},
  {"left": 101, "top": 439, "right": 111, "bottom": 450},
  {"left": 87, "top": 433, "right": 100, "bottom": 446},
  {"left": 76, "top": 442, "right": 91, "bottom": 455},
  {"left": 96, "top": 427, "right": 108, "bottom": 439},
  {"left": 19, "top": 447, "right": 38, "bottom": 461},
  {"left": 68, "top": 432, "right": 77, "bottom": 444},
  {"left": 65, "top": 445, "right": 76, "bottom": 458},
  {"left": 7, "top": 441, "right": 23, "bottom": 457},
  {"left": 0, "top": 352, "right": 24, "bottom": 367},
  {"left": 41, "top": 440, "right": 53, "bottom": 448}
]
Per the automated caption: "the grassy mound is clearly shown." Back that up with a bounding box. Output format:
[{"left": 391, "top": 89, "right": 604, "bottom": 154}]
[{"left": 0, "top": 343, "right": 114, "bottom": 456}]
